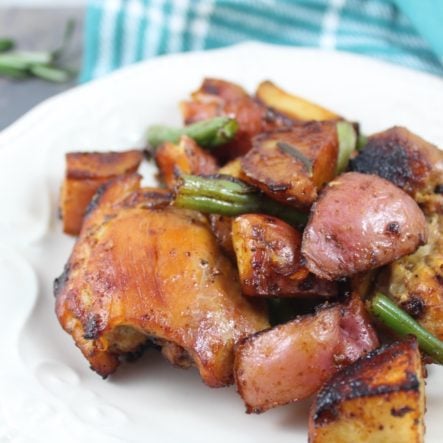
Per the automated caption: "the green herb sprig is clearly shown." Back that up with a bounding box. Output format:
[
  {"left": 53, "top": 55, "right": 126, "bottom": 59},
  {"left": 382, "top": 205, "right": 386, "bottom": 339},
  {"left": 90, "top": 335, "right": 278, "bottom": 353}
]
[{"left": 0, "top": 20, "right": 76, "bottom": 83}]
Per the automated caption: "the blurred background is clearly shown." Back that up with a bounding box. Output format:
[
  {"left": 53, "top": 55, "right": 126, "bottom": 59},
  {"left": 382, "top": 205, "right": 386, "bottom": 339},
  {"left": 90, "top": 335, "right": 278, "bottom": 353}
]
[
  {"left": 0, "top": 1, "right": 84, "bottom": 129},
  {"left": 1, "top": 0, "right": 442, "bottom": 130}
]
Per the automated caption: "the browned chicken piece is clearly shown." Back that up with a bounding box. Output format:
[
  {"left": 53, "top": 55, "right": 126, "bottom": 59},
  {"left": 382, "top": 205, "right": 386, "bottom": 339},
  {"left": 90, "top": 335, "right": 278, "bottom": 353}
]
[
  {"left": 55, "top": 174, "right": 269, "bottom": 387},
  {"left": 350, "top": 126, "right": 443, "bottom": 214},
  {"left": 240, "top": 121, "right": 339, "bottom": 210},
  {"left": 302, "top": 172, "right": 427, "bottom": 280},
  {"left": 255, "top": 81, "right": 341, "bottom": 121},
  {"left": 60, "top": 149, "right": 143, "bottom": 235},
  {"left": 181, "top": 78, "right": 294, "bottom": 162},
  {"left": 234, "top": 296, "right": 379, "bottom": 413},
  {"left": 309, "top": 337, "right": 425, "bottom": 443},
  {"left": 379, "top": 213, "right": 443, "bottom": 340},
  {"left": 154, "top": 135, "right": 217, "bottom": 188},
  {"left": 232, "top": 214, "right": 337, "bottom": 297}
]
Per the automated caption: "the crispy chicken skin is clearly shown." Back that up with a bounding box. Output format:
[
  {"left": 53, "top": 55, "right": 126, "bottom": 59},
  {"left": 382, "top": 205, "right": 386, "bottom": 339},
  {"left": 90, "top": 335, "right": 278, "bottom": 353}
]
[
  {"left": 60, "top": 150, "right": 143, "bottom": 235},
  {"left": 55, "top": 174, "right": 269, "bottom": 387},
  {"left": 302, "top": 172, "right": 427, "bottom": 280},
  {"left": 181, "top": 78, "right": 294, "bottom": 162},
  {"left": 154, "top": 135, "right": 217, "bottom": 188},
  {"left": 232, "top": 214, "right": 337, "bottom": 297},
  {"left": 240, "top": 122, "right": 339, "bottom": 210},
  {"left": 380, "top": 213, "right": 443, "bottom": 340},
  {"left": 350, "top": 126, "right": 443, "bottom": 214},
  {"left": 234, "top": 296, "right": 378, "bottom": 413}
]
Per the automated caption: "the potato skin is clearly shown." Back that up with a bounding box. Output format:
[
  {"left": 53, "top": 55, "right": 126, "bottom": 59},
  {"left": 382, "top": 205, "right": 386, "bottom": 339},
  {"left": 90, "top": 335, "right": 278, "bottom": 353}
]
[
  {"left": 60, "top": 150, "right": 143, "bottom": 235},
  {"left": 240, "top": 122, "right": 339, "bottom": 209},
  {"left": 309, "top": 337, "right": 425, "bottom": 443},
  {"left": 235, "top": 306, "right": 342, "bottom": 413},
  {"left": 155, "top": 135, "right": 217, "bottom": 188},
  {"left": 234, "top": 297, "right": 378, "bottom": 413},
  {"left": 302, "top": 172, "right": 427, "bottom": 280},
  {"left": 232, "top": 214, "right": 337, "bottom": 297},
  {"left": 255, "top": 80, "right": 340, "bottom": 121}
]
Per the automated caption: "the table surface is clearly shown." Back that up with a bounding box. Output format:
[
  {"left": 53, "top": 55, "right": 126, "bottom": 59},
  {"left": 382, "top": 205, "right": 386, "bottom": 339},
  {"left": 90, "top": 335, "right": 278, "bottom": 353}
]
[{"left": 0, "top": 7, "right": 84, "bottom": 131}]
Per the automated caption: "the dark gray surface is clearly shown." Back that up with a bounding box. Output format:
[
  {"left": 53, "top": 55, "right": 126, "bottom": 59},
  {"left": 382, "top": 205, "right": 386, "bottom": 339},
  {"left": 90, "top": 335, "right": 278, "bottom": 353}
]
[{"left": 0, "top": 8, "right": 84, "bottom": 130}]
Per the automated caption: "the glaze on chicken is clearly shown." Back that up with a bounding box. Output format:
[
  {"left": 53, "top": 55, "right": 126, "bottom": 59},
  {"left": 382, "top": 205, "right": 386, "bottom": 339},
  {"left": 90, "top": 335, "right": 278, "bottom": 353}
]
[{"left": 55, "top": 174, "right": 269, "bottom": 386}]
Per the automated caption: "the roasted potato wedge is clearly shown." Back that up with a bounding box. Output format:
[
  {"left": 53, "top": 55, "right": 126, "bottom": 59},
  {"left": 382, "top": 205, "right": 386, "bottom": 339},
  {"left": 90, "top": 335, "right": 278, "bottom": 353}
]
[
  {"left": 309, "top": 337, "right": 425, "bottom": 443},
  {"left": 240, "top": 121, "right": 339, "bottom": 209},
  {"left": 232, "top": 214, "right": 337, "bottom": 297},
  {"left": 60, "top": 149, "right": 143, "bottom": 235},
  {"left": 256, "top": 80, "right": 340, "bottom": 121},
  {"left": 155, "top": 135, "right": 217, "bottom": 188}
]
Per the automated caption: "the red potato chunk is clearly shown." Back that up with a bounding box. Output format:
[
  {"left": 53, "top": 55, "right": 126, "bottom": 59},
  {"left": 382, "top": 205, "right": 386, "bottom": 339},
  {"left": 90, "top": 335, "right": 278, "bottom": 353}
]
[
  {"left": 60, "top": 149, "right": 143, "bottom": 235},
  {"left": 302, "top": 172, "right": 427, "bottom": 280},
  {"left": 234, "top": 296, "right": 378, "bottom": 413}
]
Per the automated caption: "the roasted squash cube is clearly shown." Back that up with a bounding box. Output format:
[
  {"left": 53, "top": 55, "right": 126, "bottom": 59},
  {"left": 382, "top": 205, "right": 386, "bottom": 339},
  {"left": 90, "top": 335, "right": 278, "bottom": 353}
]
[{"left": 60, "top": 149, "right": 143, "bottom": 235}]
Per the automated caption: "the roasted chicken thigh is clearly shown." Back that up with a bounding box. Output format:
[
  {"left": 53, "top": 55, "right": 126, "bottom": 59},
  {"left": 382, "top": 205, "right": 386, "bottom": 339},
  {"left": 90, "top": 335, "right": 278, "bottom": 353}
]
[{"left": 55, "top": 174, "right": 268, "bottom": 386}]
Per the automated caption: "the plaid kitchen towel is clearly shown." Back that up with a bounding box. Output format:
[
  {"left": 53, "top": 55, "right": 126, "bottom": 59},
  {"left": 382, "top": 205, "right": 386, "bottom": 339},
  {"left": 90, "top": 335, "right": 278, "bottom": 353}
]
[{"left": 80, "top": 0, "right": 443, "bottom": 82}]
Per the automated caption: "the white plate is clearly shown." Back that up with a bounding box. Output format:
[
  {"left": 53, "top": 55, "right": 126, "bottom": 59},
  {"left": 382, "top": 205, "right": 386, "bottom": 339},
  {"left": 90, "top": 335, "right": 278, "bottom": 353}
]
[{"left": 0, "top": 42, "right": 442, "bottom": 443}]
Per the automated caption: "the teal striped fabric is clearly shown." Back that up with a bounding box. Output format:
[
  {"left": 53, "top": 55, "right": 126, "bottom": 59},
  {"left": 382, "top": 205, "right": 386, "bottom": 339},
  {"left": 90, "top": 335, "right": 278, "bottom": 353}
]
[{"left": 80, "top": 0, "right": 443, "bottom": 82}]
